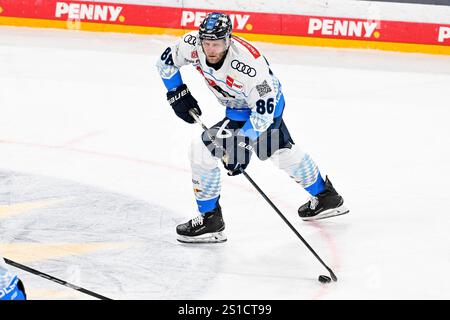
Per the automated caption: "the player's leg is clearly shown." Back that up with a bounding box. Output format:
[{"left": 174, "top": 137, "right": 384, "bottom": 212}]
[
  {"left": 176, "top": 128, "right": 226, "bottom": 243},
  {"left": 176, "top": 117, "right": 248, "bottom": 242},
  {"left": 261, "top": 119, "right": 349, "bottom": 221}
]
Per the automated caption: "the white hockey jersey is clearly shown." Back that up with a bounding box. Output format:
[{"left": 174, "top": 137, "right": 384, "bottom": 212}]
[{"left": 156, "top": 31, "right": 285, "bottom": 140}]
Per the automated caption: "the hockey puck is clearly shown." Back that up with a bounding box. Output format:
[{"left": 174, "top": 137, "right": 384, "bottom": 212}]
[{"left": 318, "top": 275, "right": 331, "bottom": 283}]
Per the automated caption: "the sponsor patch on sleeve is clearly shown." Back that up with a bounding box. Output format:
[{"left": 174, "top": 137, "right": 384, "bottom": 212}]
[{"left": 256, "top": 80, "right": 272, "bottom": 97}]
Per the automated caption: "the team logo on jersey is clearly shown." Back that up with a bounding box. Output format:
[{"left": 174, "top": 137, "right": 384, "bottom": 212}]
[
  {"left": 226, "top": 76, "right": 244, "bottom": 92},
  {"left": 191, "top": 50, "right": 198, "bottom": 59},
  {"left": 183, "top": 34, "right": 197, "bottom": 46},
  {"left": 256, "top": 80, "right": 272, "bottom": 97},
  {"left": 231, "top": 60, "right": 257, "bottom": 77}
]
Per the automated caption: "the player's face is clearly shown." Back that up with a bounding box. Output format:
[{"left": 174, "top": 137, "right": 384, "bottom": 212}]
[{"left": 201, "top": 39, "right": 227, "bottom": 64}]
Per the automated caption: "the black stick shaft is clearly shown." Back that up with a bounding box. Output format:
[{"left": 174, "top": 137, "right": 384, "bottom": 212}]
[
  {"left": 240, "top": 170, "right": 337, "bottom": 281},
  {"left": 4, "top": 258, "right": 112, "bottom": 300}
]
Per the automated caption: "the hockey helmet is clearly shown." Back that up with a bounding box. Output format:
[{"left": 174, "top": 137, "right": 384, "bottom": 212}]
[{"left": 198, "top": 12, "right": 232, "bottom": 41}]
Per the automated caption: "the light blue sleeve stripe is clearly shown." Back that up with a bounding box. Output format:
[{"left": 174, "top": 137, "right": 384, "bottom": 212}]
[
  {"left": 274, "top": 94, "right": 285, "bottom": 118},
  {"left": 162, "top": 70, "right": 183, "bottom": 91}
]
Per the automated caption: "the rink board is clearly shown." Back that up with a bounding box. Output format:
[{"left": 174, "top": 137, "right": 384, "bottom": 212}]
[{"left": 0, "top": 1, "right": 449, "bottom": 54}]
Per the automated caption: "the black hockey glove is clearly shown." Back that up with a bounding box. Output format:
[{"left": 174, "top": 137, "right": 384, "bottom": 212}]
[
  {"left": 220, "top": 134, "right": 253, "bottom": 176},
  {"left": 167, "top": 84, "right": 202, "bottom": 124}
]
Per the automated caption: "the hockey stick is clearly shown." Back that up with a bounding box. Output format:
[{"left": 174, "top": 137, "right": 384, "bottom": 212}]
[
  {"left": 4, "top": 257, "right": 113, "bottom": 300},
  {"left": 188, "top": 109, "right": 338, "bottom": 282}
]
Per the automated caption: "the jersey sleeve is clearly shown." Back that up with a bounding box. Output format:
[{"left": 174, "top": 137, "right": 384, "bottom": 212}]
[
  {"left": 239, "top": 58, "right": 284, "bottom": 141},
  {"left": 156, "top": 32, "right": 199, "bottom": 91}
]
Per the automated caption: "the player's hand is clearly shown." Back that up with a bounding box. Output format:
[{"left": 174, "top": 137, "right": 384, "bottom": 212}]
[
  {"left": 166, "top": 84, "right": 202, "bottom": 123},
  {"left": 220, "top": 135, "right": 253, "bottom": 176}
]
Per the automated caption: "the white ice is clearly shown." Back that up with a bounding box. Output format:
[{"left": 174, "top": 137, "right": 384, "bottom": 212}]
[{"left": 0, "top": 26, "right": 449, "bottom": 300}]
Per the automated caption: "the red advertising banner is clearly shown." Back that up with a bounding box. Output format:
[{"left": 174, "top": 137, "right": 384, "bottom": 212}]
[{"left": 0, "top": 0, "right": 449, "bottom": 52}]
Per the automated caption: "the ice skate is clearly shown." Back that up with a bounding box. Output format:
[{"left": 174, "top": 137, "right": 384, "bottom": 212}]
[
  {"left": 298, "top": 176, "right": 349, "bottom": 221},
  {"left": 176, "top": 203, "right": 227, "bottom": 243}
]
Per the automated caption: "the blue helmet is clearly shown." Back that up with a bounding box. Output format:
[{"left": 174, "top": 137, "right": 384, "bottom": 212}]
[{"left": 198, "top": 12, "right": 232, "bottom": 41}]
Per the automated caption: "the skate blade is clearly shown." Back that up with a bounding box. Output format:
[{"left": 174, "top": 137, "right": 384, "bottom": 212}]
[
  {"left": 302, "top": 205, "right": 349, "bottom": 221},
  {"left": 177, "top": 231, "right": 227, "bottom": 244}
]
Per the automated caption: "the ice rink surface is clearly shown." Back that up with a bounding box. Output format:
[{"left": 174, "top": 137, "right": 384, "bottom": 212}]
[{"left": 0, "top": 26, "right": 449, "bottom": 300}]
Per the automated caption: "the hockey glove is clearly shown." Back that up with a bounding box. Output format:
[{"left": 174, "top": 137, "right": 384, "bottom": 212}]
[
  {"left": 220, "top": 134, "right": 253, "bottom": 176},
  {"left": 167, "top": 84, "right": 202, "bottom": 124}
]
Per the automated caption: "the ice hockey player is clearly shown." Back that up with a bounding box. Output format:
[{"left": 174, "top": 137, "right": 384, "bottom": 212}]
[
  {"left": 156, "top": 12, "right": 349, "bottom": 243},
  {"left": 0, "top": 257, "right": 26, "bottom": 300}
]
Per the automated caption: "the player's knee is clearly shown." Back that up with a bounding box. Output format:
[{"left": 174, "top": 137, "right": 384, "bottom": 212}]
[
  {"left": 188, "top": 137, "right": 218, "bottom": 170},
  {"left": 269, "top": 143, "right": 305, "bottom": 170}
]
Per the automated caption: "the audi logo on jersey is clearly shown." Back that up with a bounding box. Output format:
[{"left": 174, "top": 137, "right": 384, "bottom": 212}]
[
  {"left": 231, "top": 60, "right": 257, "bottom": 77},
  {"left": 183, "top": 34, "right": 197, "bottom": 46}
]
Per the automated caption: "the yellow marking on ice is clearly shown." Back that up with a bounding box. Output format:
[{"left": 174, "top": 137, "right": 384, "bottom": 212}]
[
  {"left": 0, "top": 242, "right": 133, "bottom": 263},
  {"left": 0, "top": 198, "right": 69, "bottom": 219}
]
